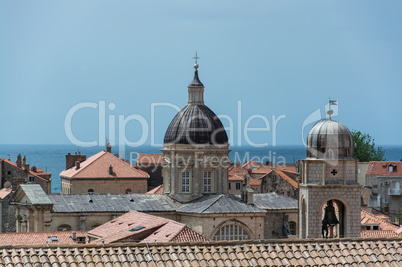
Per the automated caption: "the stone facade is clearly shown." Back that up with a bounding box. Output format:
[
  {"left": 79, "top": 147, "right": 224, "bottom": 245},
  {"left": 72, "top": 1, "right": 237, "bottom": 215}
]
[
  {"left": 0, "top": 191, "right": 16, "bottom": 233},
  {"left": 162, "top": 144, "right": 230, "bottom": 203},
  {"left": 260, "top": 171, "right": 298, "bottom": 199},
  {"left": 299, "top": 184, "right": 361, "bottom": 238},
  {"left": 61, "top": 178, "right": 148, "bottom": 194},
  {"left": 0, "top": 158, "right": 51, "bottom": 194},
  {"left": 299, "top": 119, "right": 361, "bottom": 239}
]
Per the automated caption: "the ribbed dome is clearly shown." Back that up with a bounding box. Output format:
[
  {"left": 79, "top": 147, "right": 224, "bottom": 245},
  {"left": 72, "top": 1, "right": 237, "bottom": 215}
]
[
  {"left": 307, "top": 119, "right": 353, "bottom": 159},
  {"left": 164, "top": 104, "right": 228, "bottom": 145}
]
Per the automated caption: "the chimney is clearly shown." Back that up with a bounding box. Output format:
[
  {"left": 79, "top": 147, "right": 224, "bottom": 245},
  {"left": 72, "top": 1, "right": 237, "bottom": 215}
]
[
  {"left": 106, "top": 142, "right": 112, "bottom": 153},
  {"left": 109, "top": 165, "right": 114, "bottom": 175},
  {"left": 16, "top": 154, "right": 22, "bottom": 168},
  {"left": 71, "top": 231, "right": 77, "bottom": 240},
  {"left": 23, "top": 156, "right": 26, "bottom": 165},
  {"left": 66, "top": 153, "right": 86, "bottom": 169},
  {"left": 75, "top": 161, "right": 80, "bottom": 169},
  {"left": 242, "top": 171, "right": 254, "bottom": 204}
]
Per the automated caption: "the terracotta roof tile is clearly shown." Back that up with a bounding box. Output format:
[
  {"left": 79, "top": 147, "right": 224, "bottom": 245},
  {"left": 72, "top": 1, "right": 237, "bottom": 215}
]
[
  {"left": 0, "top": 231, "right": 87, "bottom": 246},
  {"left": 273, "top": 169, "right": 299, "bottom": 188},
  {"left": 146, "top": 184, "right": 164, "bottom": 194},
  {"left": 0, "top": 188, "right": 12, "bottom": 199},
  {"left": 88, "top": 211, "right": 208, "bottom": 244},
  {"left": 366, "top": 161, "right": 402, "bottom": 177},
  {"left": 1, "top": 238, "right": 402, "bottom": 265},
  {"left": 60, "top": 151, "right": 149, "bottom": 179}
]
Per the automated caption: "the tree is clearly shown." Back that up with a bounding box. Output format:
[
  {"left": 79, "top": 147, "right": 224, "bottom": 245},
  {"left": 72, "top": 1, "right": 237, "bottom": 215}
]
[{"left": 351, "top": 130, "right": 386, "bottom": 162}]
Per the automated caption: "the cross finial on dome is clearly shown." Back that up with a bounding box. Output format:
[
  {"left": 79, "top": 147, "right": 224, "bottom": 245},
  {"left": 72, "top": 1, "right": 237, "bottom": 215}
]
[{"left": 193, "top": 51, "right": 200, "bottom": 69}]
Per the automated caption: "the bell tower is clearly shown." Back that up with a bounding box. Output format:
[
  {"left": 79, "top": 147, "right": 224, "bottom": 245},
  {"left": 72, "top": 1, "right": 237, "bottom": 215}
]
[{"left": 299, "top": 117, "right": 361, "bottom": 238}]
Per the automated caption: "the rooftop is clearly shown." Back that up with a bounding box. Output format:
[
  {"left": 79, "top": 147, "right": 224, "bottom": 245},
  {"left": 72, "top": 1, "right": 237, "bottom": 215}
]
[
  {"left": 88, "top": 210, "right": 209, "bottom": 244},
  {"left": 60, "top": 151, "right": 149, "bottom": 179},
  {"left": 0, "top": 238, "right": 401, "bottom": 265},
  {"left": 0, "top": 231, "right": 87, "bottom": 246},
  {"left": 367, "top": 161, "right": 402, "bottom": 177}
]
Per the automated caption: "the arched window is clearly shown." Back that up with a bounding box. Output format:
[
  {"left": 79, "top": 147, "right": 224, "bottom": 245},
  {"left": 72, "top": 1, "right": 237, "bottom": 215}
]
[
  {"left": 58, "top": 224, "right": 71, "bottom": 231},
  {"left": 214, "top": 224, "right": 250, "bottom": 241},
  {"left": 88, "top": 189, "right": 94, "bottom": 194},
  {"left": 125, "top": 189, "right": 132, "bottom": 194}
]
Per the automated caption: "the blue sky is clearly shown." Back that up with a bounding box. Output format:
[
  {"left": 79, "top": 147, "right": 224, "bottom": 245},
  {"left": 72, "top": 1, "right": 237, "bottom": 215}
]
[{"left": 1, "top": 1, "right": 401, "bottom": 147}]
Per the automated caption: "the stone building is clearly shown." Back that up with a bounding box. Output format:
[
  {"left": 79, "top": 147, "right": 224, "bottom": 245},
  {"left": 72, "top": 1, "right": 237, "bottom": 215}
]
[
  {"left": 228, "top": 160, "right": 299, "bottom": 199},
  {"left": 299, "top": 119, "right": 361, "bottom": 238},
  {"left": 11, "top": 184, "right": 298, "bottom": 240},
  {"left": 11, "top": 62, "right": 299, "bottom": 240},
  {"left": 0, "top": 156, "right": 51, "bottom": 194},
  {"left": 162, "top": 62, "right": 230, "bottom": 203},
  {"left": 0, "top": 188, "right": 15, "bottom": 233},
  {"left": 60, "top": 150, "right": 149, "bottom": 194},
  {"left": 365, "top": 161, "right": 402, "bottom": 215},
  {"left": 260, "top": 169, "right": 299, "bottom": 199}
]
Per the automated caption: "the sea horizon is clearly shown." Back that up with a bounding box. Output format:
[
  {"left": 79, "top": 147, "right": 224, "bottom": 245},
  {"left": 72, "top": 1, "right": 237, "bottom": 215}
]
[{"left": 1, "top": 144, "right": 401, "bottom": 193}]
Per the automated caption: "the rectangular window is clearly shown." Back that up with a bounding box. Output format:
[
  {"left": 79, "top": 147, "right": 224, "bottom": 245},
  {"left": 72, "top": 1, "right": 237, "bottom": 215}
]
[
  {"left": 236, "top": 182, "right": 241, "bottom": 190},
  {"left": 229, "top": 182, "right": 231, "bottom": 190},
  {"left": 181, "top": 171, "right": 190, "bottom": 193},
  {"left": 203, "top": 171, "right": 212, "bottom": 193}
]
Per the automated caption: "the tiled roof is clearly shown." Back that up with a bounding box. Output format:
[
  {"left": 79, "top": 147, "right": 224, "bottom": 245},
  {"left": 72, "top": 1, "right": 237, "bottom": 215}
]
[
  {"left": 273, "top": 170, "right": 299, "bottom": 189},
  {"left": 242, "top": 159, "right": 261, "bottom": 170},
  {"left": 88, "top": 211, "right": 208, "bottom": 244},
  {"left": 0, "top": 158, "right": 51, "bottom": 182},
  {"left": 253, "top": 192, "right": 298, "bottom": 210},
  {"left": 48, "top": 193, "right": 175, "bottom": 213},
  {"left": 146, "top": 184, "right": 164, "bottom": 194},
  {"left": 361, "top": 209, "right": 400, "bottom": 232},
  {"left": 136, "top": 153, "right": 163, "bottom": 165},
  {"left": 177, "top": 194, "right": 266, "bottom": 214},
  {"left": 60, "top": 151, "right": 149, "bottom": 179},
  {"left": 366, "top": 161, "right": 402, "bottom": 177},
  {"left": 0, "top": 188, "right": 12, "bottom": 199},
  {"left": 0, "top": 238, "right": 401, "bottom": 265},
  {"left": 361, "top": 230, "right": 402, "bottom": 238},
  {"left": 0, "top": 231, "right": 87, "bottom": 246}
]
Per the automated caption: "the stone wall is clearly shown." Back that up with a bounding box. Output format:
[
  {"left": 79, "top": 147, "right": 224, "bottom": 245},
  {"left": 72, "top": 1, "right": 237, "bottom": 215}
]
[
  {"left": 0, "top": 193, "right": 16, "bottom": 233},
  {"left": 261, "top": 172, "right": 298, "bottom": 199},
  {"left": 299, "top": 184, "right": 361, "bottom": 238},
  {"left": 0, "top": 160, "right": 50, "bottom": 194},
  {"left": 61, "top": 178, "right": 148, "bottom": 194}
]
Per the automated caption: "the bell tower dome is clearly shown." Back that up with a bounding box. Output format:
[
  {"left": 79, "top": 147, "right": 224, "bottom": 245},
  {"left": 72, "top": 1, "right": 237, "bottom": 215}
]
[{"left": 299, "top": 115, "right": 361, "bottom": 239}]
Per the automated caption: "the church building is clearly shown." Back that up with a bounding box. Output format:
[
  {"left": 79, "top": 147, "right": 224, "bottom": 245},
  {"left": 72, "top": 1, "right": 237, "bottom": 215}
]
[
  {"left": 299, "top": 118, "right": 361, "bottom": 238},
  {"left": 162, "top": 60, "right": 230, "bottom": 203}
]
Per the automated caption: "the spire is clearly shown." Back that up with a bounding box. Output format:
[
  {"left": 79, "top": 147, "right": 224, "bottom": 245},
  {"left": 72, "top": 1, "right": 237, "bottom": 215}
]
[
  {"left": 188, "top": 52, "right": 205, "bottom": 104},
  {"left": 189, "top": 52, "right": 204, "bottom": 87}
]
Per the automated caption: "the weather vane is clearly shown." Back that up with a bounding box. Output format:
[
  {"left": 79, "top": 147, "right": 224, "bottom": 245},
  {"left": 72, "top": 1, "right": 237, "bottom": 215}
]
[{"left": 327, "top": 99, "right": 337, "bottom": 120}]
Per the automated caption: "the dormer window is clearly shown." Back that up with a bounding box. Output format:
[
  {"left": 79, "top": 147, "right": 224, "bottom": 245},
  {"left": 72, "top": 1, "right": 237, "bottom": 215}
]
[{"left": 388, "top": 165, "right": 395, "bottom": 172}]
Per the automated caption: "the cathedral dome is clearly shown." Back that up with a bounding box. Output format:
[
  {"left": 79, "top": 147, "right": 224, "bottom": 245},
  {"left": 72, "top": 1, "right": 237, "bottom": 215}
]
[
  {"left": 164, "top": 104, "right": 228, "bottom": 145},
  {"left": 306, "top": 119, "right": 353, "bottom": 159}
]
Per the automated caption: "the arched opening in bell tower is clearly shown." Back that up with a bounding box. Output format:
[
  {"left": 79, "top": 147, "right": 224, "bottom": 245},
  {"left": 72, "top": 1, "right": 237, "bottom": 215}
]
[{"left": 320, "top": 199, "right": 346, "bottom": 238}]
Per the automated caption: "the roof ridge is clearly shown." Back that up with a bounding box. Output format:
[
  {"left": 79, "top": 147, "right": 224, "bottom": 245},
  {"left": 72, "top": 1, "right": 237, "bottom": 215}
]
[
  {"left": 199, "top": 195, "right": 224, "bottom": 213},
  {"left": 70, "top": 151, "right": 106, "bottom": 178}
]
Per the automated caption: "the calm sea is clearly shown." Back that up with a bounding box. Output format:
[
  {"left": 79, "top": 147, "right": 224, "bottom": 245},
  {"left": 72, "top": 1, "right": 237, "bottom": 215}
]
[{"left": 0, "top": 144, "right": 401, "bottom": 193}]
